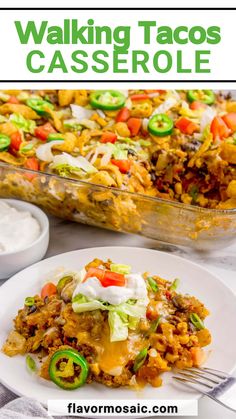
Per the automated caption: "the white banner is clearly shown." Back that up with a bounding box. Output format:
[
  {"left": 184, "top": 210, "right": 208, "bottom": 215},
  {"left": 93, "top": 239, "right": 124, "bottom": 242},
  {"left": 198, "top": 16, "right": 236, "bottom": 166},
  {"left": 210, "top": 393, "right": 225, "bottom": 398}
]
[
  {"left": 48, "top": 399, "right": 198, "bottom": 417},
  {"left": 0, "top": 8, "right": 235, "bottom": 81}
]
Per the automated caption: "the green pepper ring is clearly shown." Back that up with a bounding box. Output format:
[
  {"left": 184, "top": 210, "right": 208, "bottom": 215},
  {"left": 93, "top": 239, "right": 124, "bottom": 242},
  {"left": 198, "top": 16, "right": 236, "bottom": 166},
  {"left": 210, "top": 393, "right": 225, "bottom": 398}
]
[
  {"left": 56, "top": 275, "right": 73, "bottom": 294},
  {"left": 90, "top": 90, "right": 125, "bottom": 110},
  {"left": 26, "top": 98, "right": 54, "bottom": 116},
  {"left": 49, "top": 349, "right": 89, "bottom": 390},
  {"left": 0, "top": 134, "right": 11, "bottom": 151},
  {"left": 187, "top": 90, "right": 215, "bottom": 105},
  {"left": 148, "top": 114, "right": 174, "bottom": 137}
]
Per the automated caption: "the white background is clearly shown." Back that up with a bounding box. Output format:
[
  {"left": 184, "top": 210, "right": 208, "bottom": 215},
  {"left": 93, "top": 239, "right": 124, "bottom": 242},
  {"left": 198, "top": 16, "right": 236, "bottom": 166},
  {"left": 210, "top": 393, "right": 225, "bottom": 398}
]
[
  {"left": 0, "top": 9, "right": 236, "bottom": 82},
  {"left": 0, "top": 3, "right": 236, "bottom": 419}
]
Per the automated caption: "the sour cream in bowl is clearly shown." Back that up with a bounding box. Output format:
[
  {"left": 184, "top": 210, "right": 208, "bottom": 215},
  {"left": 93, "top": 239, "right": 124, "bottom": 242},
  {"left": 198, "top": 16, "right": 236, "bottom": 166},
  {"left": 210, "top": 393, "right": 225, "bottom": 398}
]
[{"left": 0, "top": 199, "right": 49, "bottom": 279}]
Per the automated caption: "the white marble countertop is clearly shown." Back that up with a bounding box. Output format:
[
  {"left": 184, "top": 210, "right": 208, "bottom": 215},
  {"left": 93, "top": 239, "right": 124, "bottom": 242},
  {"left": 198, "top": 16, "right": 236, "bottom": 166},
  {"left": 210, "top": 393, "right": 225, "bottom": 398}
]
[{"left": 1, "top": 216, "right": 236, "bottom": 418}]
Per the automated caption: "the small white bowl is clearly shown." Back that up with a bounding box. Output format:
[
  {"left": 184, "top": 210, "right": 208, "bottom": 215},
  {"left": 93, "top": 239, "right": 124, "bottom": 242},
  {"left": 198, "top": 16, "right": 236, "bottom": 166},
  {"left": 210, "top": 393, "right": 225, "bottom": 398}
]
[{"left": 0, "top": 199, "right": 49, "bottom": 279}]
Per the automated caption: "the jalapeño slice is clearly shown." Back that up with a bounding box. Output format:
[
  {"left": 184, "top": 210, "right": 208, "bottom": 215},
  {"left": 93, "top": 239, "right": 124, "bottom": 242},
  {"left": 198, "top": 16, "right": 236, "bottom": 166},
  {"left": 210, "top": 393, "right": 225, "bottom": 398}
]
[
  {"left": 187, "top": 90, "right": 215, "bottom": 105},
  {"left": 49, "top": 349, "right": 89, "bottom": 390},
  {"left": 148, "top": 114, "right": 173, "bottom": 137},
  {"left": 26, "top": 98, "right": 54, "bottom": 116},
  {"left": 90, "top": 90, "right": 125, "bottom": 111}
]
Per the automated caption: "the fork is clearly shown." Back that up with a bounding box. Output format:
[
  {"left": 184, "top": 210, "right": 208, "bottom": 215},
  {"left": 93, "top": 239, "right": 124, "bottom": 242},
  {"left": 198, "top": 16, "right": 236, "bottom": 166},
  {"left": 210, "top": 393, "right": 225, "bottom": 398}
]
[{"left": 173, "top": 367, "right": 236, "bottom": 413}]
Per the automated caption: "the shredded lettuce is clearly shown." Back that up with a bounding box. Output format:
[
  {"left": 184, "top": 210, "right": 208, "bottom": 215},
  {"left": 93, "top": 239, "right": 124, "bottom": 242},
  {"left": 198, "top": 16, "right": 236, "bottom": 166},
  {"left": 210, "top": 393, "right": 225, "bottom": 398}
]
[
  {"left": 117, "top": 136, "right": 136, "bottom": 145},
  {"left": 108, "top": 311, "right": 128, "bottom": 342},
  {"left": 20, "top": 143, "right": 34, "bottom": 153},
  {"left": 52, "top": 164, "right": 83, "bottom": 178},
  {"left": 10, "top": 113, "right": 36, "bottom": 134},
  {"left": 110, "top": 263, "right": 131, "bottom": 275},
  {"left": 200, "top": 107, "right": 216, "bottom": 133},
  {"left": 152, "top": 97, "right": 177, "bottom": 116},
  {"left": 63, "top": 119, "right": 82, "bottom": 131},
  {"left": 108, "top": 309, "right": 140, "bottom": 342},
  {"left": 128, "top": 316, "right": 140, "bottom": 330},
  {"left": 72, "top": 294, "right": 105, "bottom": 312},
  {"left": 72, "top": 295, "right": 146, "bottom": 318},
  {"left": 112, "top": 143, "right": 139, "bottom": 160},
  {"left": 78, "top": 119, "right": 99, "bottom": 130},
  {"left": 88, "top": 142, "right": 129, "bottom": 163},
  {"left": 70, "top": 105, "right": 99, "bottom": 129},
  {"left": 179, "top": 101, "right": 203, "bottom": 119},
  {"left": 117, "top": 136, "right": 150, "bottom": 148},
  {"left": 71, "top": 104, "right": 95, "bottom": 120},
  {"left": 115, "top": 300, "right": 147, "bottom": 318},
  {"left": 50, "top": 153, "right": 98, "bottom": 176},
  {"left": 112, "top": 145, "right": 128, "bottom": 160},
  {"left": 72, "top": 293, "right": 146, "bottom": 341},
  {"left": 202, "top": 123, "right": 211, "bottom": 140},
  {"left": 139, "top": 140, "right": 151, "bottom": 147}
]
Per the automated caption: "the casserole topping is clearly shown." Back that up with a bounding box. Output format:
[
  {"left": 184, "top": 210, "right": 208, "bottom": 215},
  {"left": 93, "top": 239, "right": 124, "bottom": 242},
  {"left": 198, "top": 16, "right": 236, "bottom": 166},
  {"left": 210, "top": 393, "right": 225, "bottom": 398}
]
[{"left": 0, "top": 89, "right": 235, "bottom": 210}]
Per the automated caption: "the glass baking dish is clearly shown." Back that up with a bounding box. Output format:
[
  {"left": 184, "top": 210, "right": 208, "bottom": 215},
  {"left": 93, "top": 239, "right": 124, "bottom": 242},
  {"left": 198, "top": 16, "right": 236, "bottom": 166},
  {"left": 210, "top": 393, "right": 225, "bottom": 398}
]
[{"left": 0, "top": 161, "right": 235, "bottom": 251}]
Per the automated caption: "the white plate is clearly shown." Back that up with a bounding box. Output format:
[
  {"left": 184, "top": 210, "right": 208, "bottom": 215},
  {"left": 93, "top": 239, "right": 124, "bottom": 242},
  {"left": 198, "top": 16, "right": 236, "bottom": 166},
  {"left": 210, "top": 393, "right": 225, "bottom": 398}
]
[{"left": 0, "top": 246, "right": 236, "bottom": 406}]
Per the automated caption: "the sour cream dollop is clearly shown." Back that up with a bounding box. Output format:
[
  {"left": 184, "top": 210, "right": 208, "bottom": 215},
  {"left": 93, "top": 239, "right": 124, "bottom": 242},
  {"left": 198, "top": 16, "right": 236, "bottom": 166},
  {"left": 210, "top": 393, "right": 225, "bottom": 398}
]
[
  {"left": 73, "top": 273, "right": 148, "bottom": 306},
  {"left": 0, "top": 202, "right": 41, "bottom": 253}
]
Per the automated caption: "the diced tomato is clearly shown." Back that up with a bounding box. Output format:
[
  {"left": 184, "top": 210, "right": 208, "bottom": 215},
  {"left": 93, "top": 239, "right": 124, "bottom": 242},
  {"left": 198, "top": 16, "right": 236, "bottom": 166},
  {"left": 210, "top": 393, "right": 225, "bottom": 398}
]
[
  {"left": 84, "top": 267, "right": 105, "bottom": 282},
  {"left": 10, "top": 131, "right": 22, "bottom": 151},
  {"left": 156, "top": 90, "right": 166, "bottom": 94},
  {"left": 146, "top": 301, "right": 159, "bottom": 320},
  {"left": 7, "top": 96, "right": 20, "bottom": 104},
  {"left": 100, "top": 132, "right": 117, "bottom": 144},
  {"left": 127, "top": 118, "right": 141, "bottom": 136},
  {"left": 85, "top": 267, "right": 126, "bottom": 287},
  {"left": 101, "top": 271, "right": 126, "bottom": 287},
  {"left": 24, "top": 157, "right": 39, "bottom": 171},
  {"left": 41, "top": 282, "right": 57, "bottom": 299},
  {"left": 190, "top": 347, "right": 206, "bottom": 367},
  {"left": 34, "top": 122, "right": 56, "bottom": 141},
  {"left": 130, "top": 94, "right": 149, "bottom": 101},
  {"left": 111, "top": 159, "right": 131, "bottom": 174},
  {"left": 144, "top": 90, "right": 166, "bottom": 94},
  {"left": 189, "top": 101, "right": 207, "bottom": 110},
  {"left": 24, "top": 157, "right": 39, "bottom": 180},
  {"left": 175, "top": 117, "right": 199, "bottom": 135},
  {"left": 210, "top": 116, "right": 230, "bottom": 140},
  {"left": 222, "top": 113, "right": 236, "bottom": 132},
  {"left": 116, "top": 107, "right": 130, "bottom": 122},
  {"left": 165, "top": 291, "right": 172, "bottom": 300}
]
